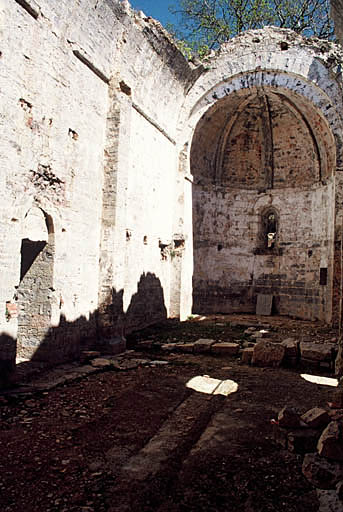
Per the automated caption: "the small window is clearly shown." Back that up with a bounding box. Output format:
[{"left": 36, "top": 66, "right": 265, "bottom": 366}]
[
  {"left": 320, "top": 268, "right": 328, "bottom": 286},
  {"left": 262, "top": 208, "right": 278, "bottom": 250}
]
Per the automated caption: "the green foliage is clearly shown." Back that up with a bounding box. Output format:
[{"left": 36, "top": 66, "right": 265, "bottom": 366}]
[{"left": 169, "top": 0, "right": 334, "bottom": 57}]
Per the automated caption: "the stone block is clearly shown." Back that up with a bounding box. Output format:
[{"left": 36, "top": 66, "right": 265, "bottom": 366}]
[
  {"left": 211, "top": 343, "right": 240, "bottom": 356},
  {"left": 302, "top": 453, "right": 343, "bottom": 489},
  {"left": 80, "top": 351, "right": 101, "bottom": 363},
  {"left": 91, "top": 358, "right": 113, "bottom": 368},
  {"left": 300, "top": 343, "right": 335, "bottom": 362},
  {"left": 318, "top": 422, "right": 343, "bottom": 461},
  {"left": 278, "top": 406, "right": 301, "bottom": 428},
  {"left": 177, "top": 343, "right": 194, "bottom": 353},
  {"left": 301, "top": 407, "right": 330, "bottom": 429},
  {"left": 281, "top": 338, "right": 299, "bottom": 358},
  {"left": 161, "top": 343, "right": 178, "bottom": 352},
  {"left": 193, "top": 338, "right": 216, "bottom": 354},
  {"left": 251, "top": 340, "right": 285, "bottom": 367},
  {"left": 241, "top": 347, "right": 254, "bottom": 364}
]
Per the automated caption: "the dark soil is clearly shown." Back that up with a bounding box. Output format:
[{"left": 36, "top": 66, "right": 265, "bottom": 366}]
[{"left": 0, "top": 315, "right": 338, "bottom": 512}]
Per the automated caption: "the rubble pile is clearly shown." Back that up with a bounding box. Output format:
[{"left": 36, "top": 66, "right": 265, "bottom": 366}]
[
  {"left": 138, "top": 324, "right": 337, "bottom": 371},
  {"left": 274, "top": 402, "right": 343, "bottom": 506}
]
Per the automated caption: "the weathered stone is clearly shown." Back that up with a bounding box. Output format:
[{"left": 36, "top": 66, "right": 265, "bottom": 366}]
[
  {"left": 301, "top": 408, "right": 330, "bottom": 429},
  {"left": 241, "top": 348, "right": 254, "bottom": 364},
  {"left": 302, "top": 453, "right": 343, "bottom": 490},
  {"left": 211, "top": 343, "right": 240, "bottom": 356},
  {"left": 318, "top": 422, "right": 343, "bottom": 461},
  {"left": 177, "top": 343, "right": 194, "bottom": 353},
  {"left": 80, "top": 351, "right": 101, "bottom": 363},
  {"left": 161, "top": 344, "right": 178, "bottom": 352},
  {"left": 193, "top": 339, "right": 216, "bottom": 354},
  {"left": 252, "top": 340, "right": 285, "bottom": 367},
  {"left": 278, "top": 406, "right": 301, "bottom": 428},
  {"left": 90, "top": 358, "right": 112, "bottom": 368},
  {"left": 300, "top": 343, "right": 335, "bottom": 362},
  {"left": 281, "top": 338, "right": 299, "bottom": 358}
]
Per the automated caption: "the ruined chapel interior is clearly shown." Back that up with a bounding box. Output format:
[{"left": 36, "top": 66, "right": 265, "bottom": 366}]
[
  {"left": 4, "top": 1, "right": 343, "bottom": 511},
  {"left": 1, "top": 0, "right": 343, "bottom": 385}
]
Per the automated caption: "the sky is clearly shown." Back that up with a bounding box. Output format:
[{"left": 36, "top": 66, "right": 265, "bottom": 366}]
[{"left": 129, "top": 0, "right": 179, "bottom": 27}]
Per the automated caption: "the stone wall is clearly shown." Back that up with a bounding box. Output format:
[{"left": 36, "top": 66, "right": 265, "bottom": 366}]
[{"left": 0, "top": 0, "right": 196, "bottom": 374}]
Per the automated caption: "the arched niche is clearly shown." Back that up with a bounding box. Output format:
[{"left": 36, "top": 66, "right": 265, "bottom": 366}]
[
  {"left": 17, "top": 206, "right": 55, "bottom": 360},
  {"left": 190, "top": 83, "right": 337, "bottom": 322}
]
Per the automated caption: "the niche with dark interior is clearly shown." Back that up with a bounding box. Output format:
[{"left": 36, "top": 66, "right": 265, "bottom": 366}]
[
  {"left": 254, "top": 207, "right": 282, "bottom": 255},
  {"left": 20, "top": 238, "right": 47, "bottom": 281}
]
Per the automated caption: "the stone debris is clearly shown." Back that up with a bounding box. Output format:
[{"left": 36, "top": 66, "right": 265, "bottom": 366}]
[
  {"left": 80, "top": 351, "right": 101, "bottom": 363},
  {"left": 318, "top": 422, "right": 343, "bottom": 461},
  {"left": 211, "top": 343, "right": 240, "bottom": 355},
  {"left": 241, "top": 347, "right": 254, "bottom": 364},
  {"left": 274, "top": 401, "right": 343, "bottom": 500},
  {"left": 251, "top": 340, "right": 285, "bottom": 367},
  {"left": 301, "top": 408, "right": 331, "bottom": 429},
  {"left": 91, "top": 358, "right": 114, "bottom": 368},
  {"left": 177, "top": 343, "right": 194, "bottom": 353},
  {"left": 302, "top": 453, "right": 343, "bottom": 490},
  {"left": 193, "top": 339, "right": 216, "bottom": 354},
  {"left": 281, "top": 338, "right": 299, "bottom": 359},
  {"left": 161, "top": 343, "right": 179, "bottom": 352},
  {"left": 278, "top": 406, "right": 301, "bottom": 428},
  {"left": 300, "top": 343, "right": 335, "bottom": 363}
]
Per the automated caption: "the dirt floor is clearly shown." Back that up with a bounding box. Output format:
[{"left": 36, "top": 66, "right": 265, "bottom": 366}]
[{"left": 0, "top": 315, "right": 340, "bottom": 512}]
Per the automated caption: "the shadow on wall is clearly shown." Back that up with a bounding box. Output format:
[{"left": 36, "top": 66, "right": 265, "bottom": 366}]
[{"left": 0, "top": 272, "right": 167, "bottom": 388}]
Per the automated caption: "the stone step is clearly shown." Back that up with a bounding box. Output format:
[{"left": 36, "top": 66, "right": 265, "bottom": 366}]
[{"left": 107, "top": 391, "right": 225, "bottom": 511}]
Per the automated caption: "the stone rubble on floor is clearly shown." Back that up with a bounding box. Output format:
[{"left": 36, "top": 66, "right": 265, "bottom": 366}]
[
  {"left": 274, "top": 401, "right": 343, "bottom": 509},
  {"left": 138, "top": 324, "right": 337, "bottom": 370}
]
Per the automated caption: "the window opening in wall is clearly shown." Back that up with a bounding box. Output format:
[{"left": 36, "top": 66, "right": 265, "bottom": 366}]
[
  {"left": 255, "top": 208, "right": 281, "bottom": 255},
  {"left": 320, "top": 267, "right": 328, "bottom": 286},
  {"left": 266, "top": 212, "right": 277, "bottom": 248}
]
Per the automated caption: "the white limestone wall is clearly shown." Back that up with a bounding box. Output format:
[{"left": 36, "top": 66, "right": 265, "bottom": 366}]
[{"left": 0, "top": 0, "right": 194, "bottom": 368}]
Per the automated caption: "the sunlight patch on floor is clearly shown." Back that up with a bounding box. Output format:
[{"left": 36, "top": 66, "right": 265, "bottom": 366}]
[
  {"left": 301, "top": 374, "right": 338, "bottom": 387},
  {"left": 186, "top": 375, "right": 238, "bottom": 396}
]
